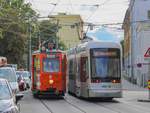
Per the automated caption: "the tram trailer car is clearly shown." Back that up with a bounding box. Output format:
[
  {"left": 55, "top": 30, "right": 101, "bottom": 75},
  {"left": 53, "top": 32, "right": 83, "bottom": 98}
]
[
  {"left": 67, "top": 41, "right": 122, "bottom": 99},
  {"left": 31, "top": 50, "right": 67, "bottom": 97}
]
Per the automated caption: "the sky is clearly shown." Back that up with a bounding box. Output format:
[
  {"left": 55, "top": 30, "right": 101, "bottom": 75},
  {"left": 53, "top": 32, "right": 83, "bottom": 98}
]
[{"left": 25, "top": 0, "right": 129, "bottom": 41}]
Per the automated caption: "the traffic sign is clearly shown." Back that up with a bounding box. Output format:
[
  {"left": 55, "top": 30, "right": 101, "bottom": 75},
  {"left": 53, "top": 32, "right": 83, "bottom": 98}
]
[{"left": 144, "top": 48, "right": 150, "bottom": 58}]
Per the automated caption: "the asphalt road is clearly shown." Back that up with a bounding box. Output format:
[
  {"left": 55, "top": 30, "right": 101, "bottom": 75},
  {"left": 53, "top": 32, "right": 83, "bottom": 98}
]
[{"left": 20, "top": 79, "right": 150, "bottom": 113}]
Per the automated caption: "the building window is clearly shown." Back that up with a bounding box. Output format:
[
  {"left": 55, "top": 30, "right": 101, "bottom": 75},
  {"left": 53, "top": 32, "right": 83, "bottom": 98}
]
[
  {"left": 148, "top": 10, "right": 150, "bottom": 19},
  {"left": 70, "top": 25, "right": 75, "bottom": 29}
]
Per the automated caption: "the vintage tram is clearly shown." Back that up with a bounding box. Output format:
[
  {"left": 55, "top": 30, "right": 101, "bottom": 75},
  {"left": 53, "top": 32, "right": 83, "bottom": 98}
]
[
  {"left": 67, "top": 40, "right": 122, "bottom": 99},
  {"left": 31, "top": 49, "right": 67, "bottom": 97}
]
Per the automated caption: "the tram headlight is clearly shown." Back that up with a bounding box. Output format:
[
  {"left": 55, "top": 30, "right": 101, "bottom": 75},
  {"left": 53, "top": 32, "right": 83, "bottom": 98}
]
[
  {"left": 112, "top": 79, "right": 120, "bottom": 83},
  {"left": 49, "top": 80, "right": 54, "bottom": 85}
]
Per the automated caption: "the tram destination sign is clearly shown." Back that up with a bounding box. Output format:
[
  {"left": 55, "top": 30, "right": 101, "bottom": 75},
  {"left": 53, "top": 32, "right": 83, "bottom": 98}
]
[
  {"left": 93, "top": 51, "right": 118, "bottom": 57},
  {"left": 47, "top": 54, "right": 60, "bottom": 58}
]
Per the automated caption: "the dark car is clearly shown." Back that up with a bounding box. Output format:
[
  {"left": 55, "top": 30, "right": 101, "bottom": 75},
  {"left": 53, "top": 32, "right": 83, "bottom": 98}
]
[
  {"left": 0, "top": 78, "right": 23, "bottom": 113},
  {"left": 18, "top": 75, "right": 26, "bottom": 91},
  {"left": 16, "top": 71, "right": 31, "bottom": 90}
]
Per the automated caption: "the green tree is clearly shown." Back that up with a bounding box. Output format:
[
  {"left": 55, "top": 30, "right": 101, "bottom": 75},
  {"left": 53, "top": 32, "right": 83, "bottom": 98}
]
[
  {"left": 32, "top": 20, "right": 67, "bottom": 51},
  {"left": 0, "top": 0, "right": 38, "bottom": 67}
]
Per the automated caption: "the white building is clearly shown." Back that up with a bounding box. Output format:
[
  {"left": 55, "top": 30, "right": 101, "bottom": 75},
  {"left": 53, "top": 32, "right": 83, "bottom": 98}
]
[{"left": 123, "top": 0, "right": 150, "bottom": 87}]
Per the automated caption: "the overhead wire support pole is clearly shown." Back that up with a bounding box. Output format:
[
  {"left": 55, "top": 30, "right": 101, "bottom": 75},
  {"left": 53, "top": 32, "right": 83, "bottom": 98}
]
[
  {"left": 29, "top": 20, "right": 32, "bottom": 74},
  {"left": 56, "top": 19, "right": 59, "bottom": 49}
]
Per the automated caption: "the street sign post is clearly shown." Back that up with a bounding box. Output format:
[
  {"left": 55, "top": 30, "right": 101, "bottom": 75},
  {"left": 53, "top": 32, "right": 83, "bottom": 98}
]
[
  {"left": 148, "top": 80, "right": 150, "bottom": 99},
  {"left": 144, "top": 48, "right": 150, "bottom": 100},
  {"left": 138, "top": 48, "right": 150, "bottom": 102}
]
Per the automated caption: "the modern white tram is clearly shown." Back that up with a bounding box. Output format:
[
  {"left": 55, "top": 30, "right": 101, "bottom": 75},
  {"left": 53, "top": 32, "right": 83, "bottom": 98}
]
[{"left": 67, "top": 40, "right": 122, "bottom": 99}]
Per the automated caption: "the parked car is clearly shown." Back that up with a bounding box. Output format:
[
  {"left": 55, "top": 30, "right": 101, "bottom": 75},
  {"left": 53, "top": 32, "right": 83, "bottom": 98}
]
[
  {"left": 0, "top": 78, "right": 23, "bottom": 113},
  {"left": 0, "top": 67, "right": 19, "bottom": 93},
  {"left": 16, "top": 71, "right": 31, "bottom": 89}
]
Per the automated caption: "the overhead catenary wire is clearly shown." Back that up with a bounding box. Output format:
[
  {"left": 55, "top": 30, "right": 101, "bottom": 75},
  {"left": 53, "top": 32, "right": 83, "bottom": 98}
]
[
  {"left": 68, "top": 0, "right": 74, "bottom": 14},
  {"left": 85, "top": 0, "right": 111, "bottom": 21},
  {"left": 1, "top": 17, "right": 150, "bottom": 35},
  {"left": 48, "top": 0, "right": 61, "bottom": 16}
]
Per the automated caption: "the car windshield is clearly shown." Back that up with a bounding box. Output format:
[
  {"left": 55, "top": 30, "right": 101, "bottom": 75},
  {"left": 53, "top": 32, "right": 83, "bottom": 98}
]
[
  {"left": 0, "top": 81, "right": 11, "bottom": 100},
  {"left": 22, "top": 72, "right": 30, "bottom": 78},
  {"left": 0, "top": 68, "right": 16, "bottom": 82},
  {"left": 16, "top": 71, "right": 22, "bottom": 78},
  {"left": 16, "top": 71, "right": 30, "bottom": 78}
]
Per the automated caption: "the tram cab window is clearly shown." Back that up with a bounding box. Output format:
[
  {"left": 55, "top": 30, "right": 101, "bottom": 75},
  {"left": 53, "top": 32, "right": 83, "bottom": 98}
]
[
  {"left": 91, "top": 48, "right": 121, "bottom": 78},
  {"left": 43, "top": 58, "right": 59, "bottom": 72}
]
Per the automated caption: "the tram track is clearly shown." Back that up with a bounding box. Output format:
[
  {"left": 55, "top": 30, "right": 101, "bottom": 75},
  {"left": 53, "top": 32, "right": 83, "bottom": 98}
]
[
  {"left": 39, "top": 99, "right": 54, "bottom": 113},
  {"left": 92, "top": 102, "right": 122, "bottom": 113},
  {"left": 90, "top": 99, "right": 150, "bottom": 113},
  {"left": 63, "top": 97, "right": 87, "bottom": 113},
  {"left": 65, "top": 95, "right": 119, "bottom": 113},
  {"left": 39, "top": 97, "right": 87, "bottom": 113},
  {"left": 38, "top": 95, "right": 149, "bottom": 113}
]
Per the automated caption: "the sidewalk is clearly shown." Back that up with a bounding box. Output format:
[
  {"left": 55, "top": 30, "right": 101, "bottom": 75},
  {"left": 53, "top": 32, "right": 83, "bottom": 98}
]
[{"left": 122, "top": 77, "right": 147, "bottom": 91}]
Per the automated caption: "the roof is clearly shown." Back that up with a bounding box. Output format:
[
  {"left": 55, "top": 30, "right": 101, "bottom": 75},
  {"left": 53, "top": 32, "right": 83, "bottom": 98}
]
[
  {"left": 33, "top": 49, "right": 66, "bottom": 54},
  {"left": 50, "top": 14, "right": 83, "bottom": 21},
  {"left": 78, "top": 40, "right": 121, "bottom": 49}
]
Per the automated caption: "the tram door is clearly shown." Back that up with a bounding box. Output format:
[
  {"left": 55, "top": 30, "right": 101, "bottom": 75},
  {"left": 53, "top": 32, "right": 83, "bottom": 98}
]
[
  {"left": 32, "top": 56, "right": 40, "bottom": 90},
  {"left": 32, "top": 56, "right": 37, "bottom": 89}
]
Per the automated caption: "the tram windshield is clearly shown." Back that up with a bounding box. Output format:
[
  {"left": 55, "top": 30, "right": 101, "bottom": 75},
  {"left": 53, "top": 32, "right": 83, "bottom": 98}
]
[
  {"left": 91, "top": 48, "right": 121, "bottom": 78},
  {"left": 43, "top": 58, "right": 60, "bottom": 72}
]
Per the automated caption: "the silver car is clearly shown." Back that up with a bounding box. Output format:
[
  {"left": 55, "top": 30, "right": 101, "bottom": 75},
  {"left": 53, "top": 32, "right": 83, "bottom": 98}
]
[
  {"left": 0, "top": 78, "right": 23, "bottom": 113},
  {"left": 0, "top": 67, "right": 19, "bottom": 93}
]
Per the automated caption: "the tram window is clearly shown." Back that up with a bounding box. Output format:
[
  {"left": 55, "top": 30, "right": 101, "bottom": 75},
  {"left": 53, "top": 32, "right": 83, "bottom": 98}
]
[
  {"left": 69, "top": 60, "right": 73, "bottom": 74},
  {"left": 80, "top": 57, "right": 88, "bottom": 82},
  {"left": 62, "top": 55, "right": 66, "bottom": 73},
  {"left": 62, "top": 60, "right": 65, "bottom": 72},
  {"left": 69, "top": 60, "right": 74, "bottom": 79},
  {"left": 43, "top": 58, "right": 59, "bottom": 72}
]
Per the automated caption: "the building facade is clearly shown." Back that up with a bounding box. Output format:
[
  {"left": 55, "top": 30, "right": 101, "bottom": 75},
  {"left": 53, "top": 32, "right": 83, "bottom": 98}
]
[
  {"left": 50, "top": 13, "right": 83, "bottom": 49},
  {"left": 123, "top": 0, "right": 150, "bottom": 87}
]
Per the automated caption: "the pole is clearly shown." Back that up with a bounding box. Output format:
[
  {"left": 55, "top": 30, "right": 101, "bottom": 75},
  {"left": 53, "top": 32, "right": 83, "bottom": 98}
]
[
  {"left": 56, "top": 19, "right": 59, "bottom": 49},
  {"left": 29, "top": 22, "right": 32, "bottom": 73},
  {"left": 147, "top": 60, "right": 150, "bottom": 99},
  {"left": 148, "top": 75, "right": 150, "bottom": 99},
  {"left": 146, "top": 60, "right": 150, "bottom": 99}
]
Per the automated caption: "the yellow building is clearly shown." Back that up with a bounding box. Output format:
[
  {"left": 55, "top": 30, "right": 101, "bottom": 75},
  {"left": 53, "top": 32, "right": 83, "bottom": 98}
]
[
  {"left": 50, "top": 13, "right": 83, "bottom": 49},
  {"left": 122, "top": 8, "right": 132, "bottom": 80},
  {"left": 123, "top": 9, "right": 131, "bottom": 58}
]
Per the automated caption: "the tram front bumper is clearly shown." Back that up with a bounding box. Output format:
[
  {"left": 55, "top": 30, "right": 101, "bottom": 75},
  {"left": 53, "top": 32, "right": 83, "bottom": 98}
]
[
  {"left": 33, "top": 88, "right": 64, "bottom": 96},
  {"left": 88, "top": 89, "right": 122, "bottom": 98}
]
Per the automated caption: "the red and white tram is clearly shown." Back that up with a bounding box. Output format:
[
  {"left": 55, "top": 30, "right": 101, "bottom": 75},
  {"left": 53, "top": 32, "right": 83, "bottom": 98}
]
[{"left": 31, "top": 49, "right": 67, "bottom": 97}]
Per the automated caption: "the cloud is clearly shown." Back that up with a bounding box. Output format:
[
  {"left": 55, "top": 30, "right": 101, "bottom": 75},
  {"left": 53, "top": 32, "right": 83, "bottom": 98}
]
[
  {"left": 25, "top": 0, "right": 129, "bottom": 24},
  {"left": 87, "top": 27, "right": 123, "bottom": 42},
  {"left": 25, "top": 0, "right": 127, "bottom": 42}
]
